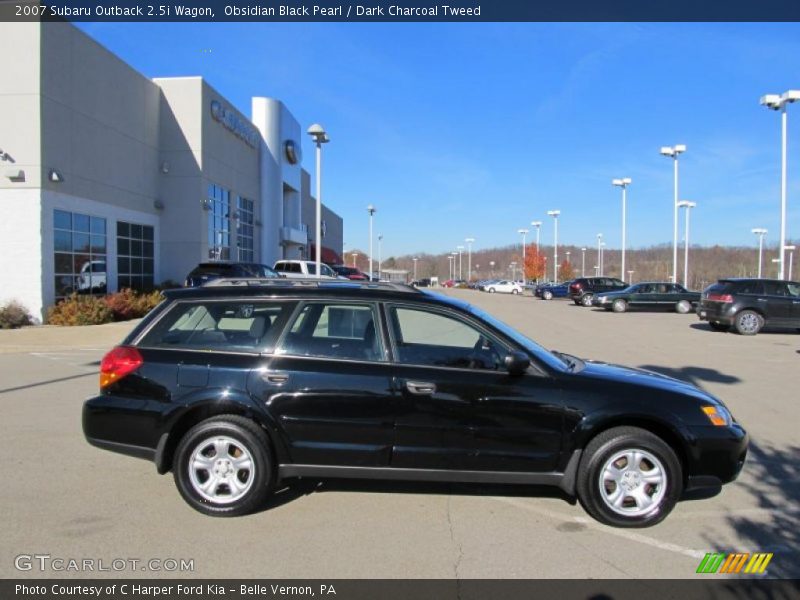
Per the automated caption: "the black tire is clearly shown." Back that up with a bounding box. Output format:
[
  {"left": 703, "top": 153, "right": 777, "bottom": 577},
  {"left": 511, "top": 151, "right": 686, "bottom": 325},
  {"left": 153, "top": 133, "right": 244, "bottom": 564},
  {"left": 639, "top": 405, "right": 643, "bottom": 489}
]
[
  {"left": 173, "top": 415, "right": 274, "bottom": 517},
  {"left": 612, "top": 299, "right": 628, "bottom": 313},
  {"left": 675, "top": 300, "right": 692, "bottom": 314},
  {"left": 577, "top": 426, "right": 682, "bottom": 528},
  {"left": 573, "top": 300, "right": 582, "bottom": 306},
  {"left": 708, "top": 321, "right": 729, "bottom": 332},
  {"left": 581, "top": 294, "right": 594, "bottom": 307},
  {"left": 488, "top": 288, "right": 496, "bottom": 293},
  {"left": 734, "top": 310, "right": 764, "bottom": 336},
  {"left": 512, "top": 289, "right": 519, "bottom": 295},
  {"left": 543, "top": 290, "right": 553, "bottom": 300}
]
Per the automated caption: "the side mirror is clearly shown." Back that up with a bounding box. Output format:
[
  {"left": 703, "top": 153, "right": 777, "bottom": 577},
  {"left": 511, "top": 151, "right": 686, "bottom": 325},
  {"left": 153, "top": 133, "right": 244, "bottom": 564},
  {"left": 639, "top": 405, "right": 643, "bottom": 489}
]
[{"left": 503, "top": 351, "right": 530, "bottom": 376}]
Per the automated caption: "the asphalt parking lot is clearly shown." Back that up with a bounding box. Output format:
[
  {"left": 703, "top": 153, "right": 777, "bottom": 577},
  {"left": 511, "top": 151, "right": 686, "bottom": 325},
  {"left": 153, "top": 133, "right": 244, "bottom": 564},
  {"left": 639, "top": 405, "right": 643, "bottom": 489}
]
[{"left": 1, "top": 289, "right": 798, "bottom": 579}]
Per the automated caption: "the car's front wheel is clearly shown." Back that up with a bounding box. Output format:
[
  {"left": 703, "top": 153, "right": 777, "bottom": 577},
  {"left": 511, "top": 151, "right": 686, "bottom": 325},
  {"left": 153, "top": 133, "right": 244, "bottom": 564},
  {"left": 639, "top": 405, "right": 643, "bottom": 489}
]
[
  {"left": 542, "top": 290, "right": 553, "bottom": 300},
  {"left": 612, "top": 299, "right": 628, "bottom": 313},
  {"left": 488, "top": 288, "right": 496, "bottom": 293},
  {"left": 512, "top": 288, "right": 520, "bottom": 295},
  {"left": 581, "top": 294, "right": 594, "bottom": 307},
  {"left": 734, "top": 310, "right": 764, "bottom": 335},
  {"left": 577, "top": 426, "right": 682, "bottom": 528},
  {"left": 173, "top": 415, "right": 274, "bottom": 517}
]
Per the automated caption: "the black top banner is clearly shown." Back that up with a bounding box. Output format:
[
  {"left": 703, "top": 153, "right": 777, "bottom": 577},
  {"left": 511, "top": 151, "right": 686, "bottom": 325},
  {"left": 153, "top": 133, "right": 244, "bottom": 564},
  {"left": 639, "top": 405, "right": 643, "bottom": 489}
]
[{"left": 2, "top": 0, "right": 800, "bottom": 22}]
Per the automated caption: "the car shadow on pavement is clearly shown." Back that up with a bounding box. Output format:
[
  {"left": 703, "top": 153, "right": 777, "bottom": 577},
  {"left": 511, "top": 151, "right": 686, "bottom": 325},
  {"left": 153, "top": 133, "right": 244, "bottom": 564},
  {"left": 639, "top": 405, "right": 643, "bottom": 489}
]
[
  {"left": 636, "top": 364, "right": 741, "bottom": 390},
  {"left": 703, "top": 440, "right": 800, "bottom": 580}
]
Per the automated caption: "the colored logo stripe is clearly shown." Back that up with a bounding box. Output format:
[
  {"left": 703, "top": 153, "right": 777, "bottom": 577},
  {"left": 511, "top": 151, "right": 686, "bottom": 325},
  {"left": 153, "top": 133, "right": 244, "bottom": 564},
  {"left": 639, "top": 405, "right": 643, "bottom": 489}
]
[{"left": 697, "top": 552, "right": 773, "bottom": 574}]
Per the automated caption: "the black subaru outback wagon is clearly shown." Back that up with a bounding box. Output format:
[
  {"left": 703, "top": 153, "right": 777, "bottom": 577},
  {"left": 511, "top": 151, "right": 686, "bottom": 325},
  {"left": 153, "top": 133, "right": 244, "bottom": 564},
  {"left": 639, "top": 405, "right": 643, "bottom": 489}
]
[{"left": 83, "top": 280, "right": 747, "bottom": 527}]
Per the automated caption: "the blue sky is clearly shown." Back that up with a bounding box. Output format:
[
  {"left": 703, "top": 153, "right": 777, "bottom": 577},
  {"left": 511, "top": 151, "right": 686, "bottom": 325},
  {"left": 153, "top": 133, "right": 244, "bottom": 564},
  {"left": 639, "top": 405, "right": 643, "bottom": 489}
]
[{"left": 79, "top": 22, "right": 800, "bottom": 257}]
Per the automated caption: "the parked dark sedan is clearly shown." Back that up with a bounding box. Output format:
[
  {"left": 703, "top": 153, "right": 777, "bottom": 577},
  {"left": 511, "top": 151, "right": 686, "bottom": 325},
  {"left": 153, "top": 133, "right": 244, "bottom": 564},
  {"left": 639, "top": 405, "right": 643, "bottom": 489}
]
[
  {"left": 594, "top": 282, "right": 701, "bottom": 313},
  {"left": 535, "top": 281, "right": 572, "bottom": 300},
  {"left": 83, "top": 280, "right": 747, "bottom": 528},
  {"left": 698, "top": 278, "right": 800, "bottom": 335}
]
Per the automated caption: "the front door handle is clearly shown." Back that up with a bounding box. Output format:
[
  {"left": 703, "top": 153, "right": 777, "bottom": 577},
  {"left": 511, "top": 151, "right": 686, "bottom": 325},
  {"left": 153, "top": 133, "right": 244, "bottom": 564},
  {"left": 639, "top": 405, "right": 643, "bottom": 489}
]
[
  {"left": 264, "top": 372, "right": 289, "bottom": 384},
  {"left": 405, "top": 380, "right": 436, "bottom": 395}
]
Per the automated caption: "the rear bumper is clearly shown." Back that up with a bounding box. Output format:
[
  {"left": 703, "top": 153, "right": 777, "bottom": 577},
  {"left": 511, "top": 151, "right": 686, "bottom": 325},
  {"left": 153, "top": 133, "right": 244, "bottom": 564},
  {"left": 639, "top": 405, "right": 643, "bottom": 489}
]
[{"left": 697, "top": 303, "right": 735, "bottom": 324}]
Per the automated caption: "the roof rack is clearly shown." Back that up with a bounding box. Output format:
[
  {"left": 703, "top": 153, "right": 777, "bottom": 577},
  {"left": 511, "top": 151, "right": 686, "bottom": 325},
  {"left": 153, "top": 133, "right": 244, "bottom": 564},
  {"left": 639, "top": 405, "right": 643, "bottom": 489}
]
[{"left": 201, "top": 278, "right": 421, "bottom": 293}]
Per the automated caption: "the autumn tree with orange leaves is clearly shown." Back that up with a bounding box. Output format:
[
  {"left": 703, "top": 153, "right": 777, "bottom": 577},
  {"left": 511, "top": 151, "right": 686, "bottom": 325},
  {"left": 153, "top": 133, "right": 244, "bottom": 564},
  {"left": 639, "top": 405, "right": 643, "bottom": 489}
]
[{"left": 523, "top": 244, "right": 547, "bottom": 281}]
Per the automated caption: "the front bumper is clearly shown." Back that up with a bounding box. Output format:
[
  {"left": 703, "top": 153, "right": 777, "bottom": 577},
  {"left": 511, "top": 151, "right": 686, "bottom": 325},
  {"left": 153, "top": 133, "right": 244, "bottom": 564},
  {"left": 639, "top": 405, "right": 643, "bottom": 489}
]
[{"left": 685, "top": 422, "right": 748, "bottom": 487}]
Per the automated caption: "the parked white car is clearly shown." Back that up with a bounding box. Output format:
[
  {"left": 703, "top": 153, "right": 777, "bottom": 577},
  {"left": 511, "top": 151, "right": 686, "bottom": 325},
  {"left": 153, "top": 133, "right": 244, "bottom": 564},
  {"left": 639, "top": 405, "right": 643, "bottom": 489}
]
[
  {"left": 273, "top": 260, "right": 341, "bottom": 279},
  {"left": 485, "top": 280, "right": 523, "bottom": 294}
]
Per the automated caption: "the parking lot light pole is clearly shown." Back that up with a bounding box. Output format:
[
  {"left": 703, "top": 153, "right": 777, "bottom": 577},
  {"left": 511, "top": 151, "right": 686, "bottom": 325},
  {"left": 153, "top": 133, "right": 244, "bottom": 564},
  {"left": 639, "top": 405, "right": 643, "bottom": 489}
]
[
  {"left": 581, "top": 247, "right": 587, "bottom": 277},
  {"left": 785, "top": 245, "right": 796, "bottom": 280},
  {"left": 517, "top": 229, "right": 528, "bottom": 282},
  {"left": 465, "top": 238, "right": 475, "bottom": 281},
  {"left": 566, "top": 251, "right": 571, "bottom": 278},
  {"left": 531, "top": 221, "right": 542, "bottom": 253},
  {"left": 600, "top": 242, "right": 606, "bottom": 276},
  {"left": 547, "top": 210, "right": 560, "bottom": 282},
  {"left": 456, "top": 246, "right": 464, "bottom": 280},
  {"left": 367, "top": 205, "right": 376, "bottom": 280},
  {"left": 612, "top": 177, "right": 632, "bottom": 277},
  {"left": 377, "top": 234, "right": 383, "bottom": 280},
  {"left": 628, "top": 270, "right": 634, "bottom": 283},
  {"left": 352, "top": 252, "right": 358, "bottom": 268},
  {"left": 489, "top": 260, "right": 495, "bottom": 277},
  {"left": 771, "top": 257, "right": 781, "bottom": 277},
  {"left": 761, "top": 91, "right": 800, "bottom": 279},
  {"left": 751, "top": 228, "right": 768, "bottom": 277},
  {"left": 678, "top": 201, "right": 696, "bottom": 287},
  {"left": 413, "top": 257, "right": 418, "bottom": 281},
  {"left": 307, "top": 124, "right": 329, "bottom": 278},
  {"left": 510, "top": 261, "right": 517, "bottom": 281},
  {"left": 660, "top": 144, "right": 687, "bottom": 284},
  {"left": 596, "top": 234, "right": 603, "bottom": 276}
]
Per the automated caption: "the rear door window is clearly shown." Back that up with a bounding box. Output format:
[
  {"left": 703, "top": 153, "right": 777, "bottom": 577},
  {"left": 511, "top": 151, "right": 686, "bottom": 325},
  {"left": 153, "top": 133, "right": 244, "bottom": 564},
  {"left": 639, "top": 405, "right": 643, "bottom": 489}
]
[
  {"left": 278, "top": 302, "right": 383, "bottom": 362},
  {"left": 737, "top": 281, "right": 765, "bottom": 295},
  {"left": 139, "top": 301, "right": 295, "bottom": 352}
]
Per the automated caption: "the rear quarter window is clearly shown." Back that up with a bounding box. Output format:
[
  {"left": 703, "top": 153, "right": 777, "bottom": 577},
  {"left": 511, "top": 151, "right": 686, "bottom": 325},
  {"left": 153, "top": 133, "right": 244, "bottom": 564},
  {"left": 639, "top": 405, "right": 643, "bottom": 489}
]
[{"left": 137, "top": 300, "right": 295, "bottom": 353}]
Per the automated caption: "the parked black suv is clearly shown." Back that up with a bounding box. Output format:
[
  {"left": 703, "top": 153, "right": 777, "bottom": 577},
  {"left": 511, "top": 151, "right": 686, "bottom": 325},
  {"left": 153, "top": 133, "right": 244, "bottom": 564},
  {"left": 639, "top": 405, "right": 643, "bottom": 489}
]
[
  {"left": 184, "top": 262, "right": 280, "bottom": 287},
  {"left": 83, "top": 279, "right": 747, "bottom": 527},
  {"left": 569, "top": 277, "right": 628, "bottom": 306},
  {"left": 698, "top": 278, "right": 800, "bottom": 335}
]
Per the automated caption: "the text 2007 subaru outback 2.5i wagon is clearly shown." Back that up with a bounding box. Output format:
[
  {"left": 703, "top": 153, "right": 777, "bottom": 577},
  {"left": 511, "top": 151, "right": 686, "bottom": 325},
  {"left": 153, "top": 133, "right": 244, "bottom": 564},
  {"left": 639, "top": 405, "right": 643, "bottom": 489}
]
[{"left": 83, "top": 280, "right": 747, "bottom": 527}]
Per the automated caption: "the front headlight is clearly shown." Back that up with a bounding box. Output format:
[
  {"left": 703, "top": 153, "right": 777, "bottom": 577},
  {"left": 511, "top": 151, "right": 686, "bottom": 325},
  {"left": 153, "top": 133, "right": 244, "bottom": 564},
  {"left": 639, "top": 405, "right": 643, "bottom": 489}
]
[{"left": 702, "top": 405, "right": 732, "bottom": 427}]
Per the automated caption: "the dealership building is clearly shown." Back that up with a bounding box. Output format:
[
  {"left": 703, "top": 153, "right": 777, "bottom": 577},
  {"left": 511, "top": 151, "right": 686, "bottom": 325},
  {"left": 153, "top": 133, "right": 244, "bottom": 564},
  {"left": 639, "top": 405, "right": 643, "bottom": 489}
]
[{"left": 0, "top": 22, "right": 343, "bottom": 320}]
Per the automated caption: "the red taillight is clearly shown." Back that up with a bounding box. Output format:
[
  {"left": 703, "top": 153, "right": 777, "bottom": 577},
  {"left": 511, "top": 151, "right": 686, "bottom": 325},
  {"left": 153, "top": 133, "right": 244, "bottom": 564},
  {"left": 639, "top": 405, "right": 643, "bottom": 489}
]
[
  {"left": 707, "top": 293, "right": 734, "bottom": 303},
  {"left": 100, "top": 346, "right": 143, "bottom": 388}
]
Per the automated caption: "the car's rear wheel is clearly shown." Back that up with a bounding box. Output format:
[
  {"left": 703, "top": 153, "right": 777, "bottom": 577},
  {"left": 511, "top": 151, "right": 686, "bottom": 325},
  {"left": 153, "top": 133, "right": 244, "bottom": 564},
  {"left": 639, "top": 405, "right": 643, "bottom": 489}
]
[
  {"left": 173, "top": 415, "right": 274, "bottom": 517},
  {"left": 612, "top": 299, "right": 628, "bottom": 313},
  {"left": 512, "top": 289, "right": 520, "bottom": 295},
  {"left": 708, "top": 322, "right": 729, "bottom": 332},
  {"left": 577, "top": 427, "right": 682, "bottom": 528},
  {"left": 675, "top": 300, "right": 692, "bottom": 314},
  {"left": 543, "top": 290, "right": 553, "bottom": 300},
  {"left": 581, "top": 294, "right": 594, "bottom": 307},
  {"left": 734, "top": 310, "right": 764, "bottom": 336},
  {"left": 488, "top": 288, "right": 496, "bottom": 293}
]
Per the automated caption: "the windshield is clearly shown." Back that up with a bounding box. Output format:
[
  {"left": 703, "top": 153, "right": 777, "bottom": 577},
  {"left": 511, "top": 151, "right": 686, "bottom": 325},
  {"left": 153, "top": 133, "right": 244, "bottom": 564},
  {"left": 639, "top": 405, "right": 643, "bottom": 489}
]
[{"left": 466, "top": 304, "right": 569, "bottom": 372}]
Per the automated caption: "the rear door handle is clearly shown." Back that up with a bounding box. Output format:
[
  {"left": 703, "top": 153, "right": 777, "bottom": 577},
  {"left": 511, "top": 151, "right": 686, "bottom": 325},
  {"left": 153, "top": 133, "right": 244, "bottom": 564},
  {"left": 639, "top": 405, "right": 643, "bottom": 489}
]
[{"left": 405, "top": 381, "right": 436, "bottom": 395}]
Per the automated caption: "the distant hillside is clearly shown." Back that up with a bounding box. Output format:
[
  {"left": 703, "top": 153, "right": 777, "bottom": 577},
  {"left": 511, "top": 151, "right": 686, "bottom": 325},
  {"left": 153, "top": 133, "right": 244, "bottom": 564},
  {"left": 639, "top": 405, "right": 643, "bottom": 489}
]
[{"left": 344, "top": 241, "right": 799, "bottom": 290}]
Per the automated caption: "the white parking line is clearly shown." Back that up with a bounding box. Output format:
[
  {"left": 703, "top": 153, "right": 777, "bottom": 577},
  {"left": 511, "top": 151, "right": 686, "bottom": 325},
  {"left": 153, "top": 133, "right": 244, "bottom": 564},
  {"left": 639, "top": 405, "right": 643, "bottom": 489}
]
[{"left": 493, "top": 496, "right": 706, "bottom": 559}]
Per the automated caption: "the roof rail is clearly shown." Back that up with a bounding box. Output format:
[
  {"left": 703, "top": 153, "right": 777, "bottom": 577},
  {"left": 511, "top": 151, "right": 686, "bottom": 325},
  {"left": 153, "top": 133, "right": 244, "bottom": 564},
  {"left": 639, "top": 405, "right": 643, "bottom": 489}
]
[{"left": 201, "top": 278, "right": 421, "bottom": 293}]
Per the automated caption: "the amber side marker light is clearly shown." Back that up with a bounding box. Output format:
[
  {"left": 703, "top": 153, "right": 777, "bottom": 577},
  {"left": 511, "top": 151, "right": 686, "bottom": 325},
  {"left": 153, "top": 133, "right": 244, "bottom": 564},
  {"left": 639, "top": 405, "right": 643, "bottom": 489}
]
[
  {"left": 702, "top": 405, "right": 730, "bottom": 427},
  {"left": 100, "top": 346, "right": 143, "bottom": 388}
]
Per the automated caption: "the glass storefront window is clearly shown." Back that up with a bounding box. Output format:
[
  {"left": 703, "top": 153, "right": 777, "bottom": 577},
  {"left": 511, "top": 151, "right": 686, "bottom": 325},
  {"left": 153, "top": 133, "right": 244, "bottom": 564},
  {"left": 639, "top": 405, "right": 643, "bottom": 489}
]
[
  {"left": 117, "top": 221, "right": 155, "bottom": 291},
  {"left": 237, "top": 196, "right": 255, "bottom": 262},
  {"left": 207, "top": 184, "right": 231, "bottom": 260},
  {"left": 53, "top": 209, "right": 107, "bottom": 301}
]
